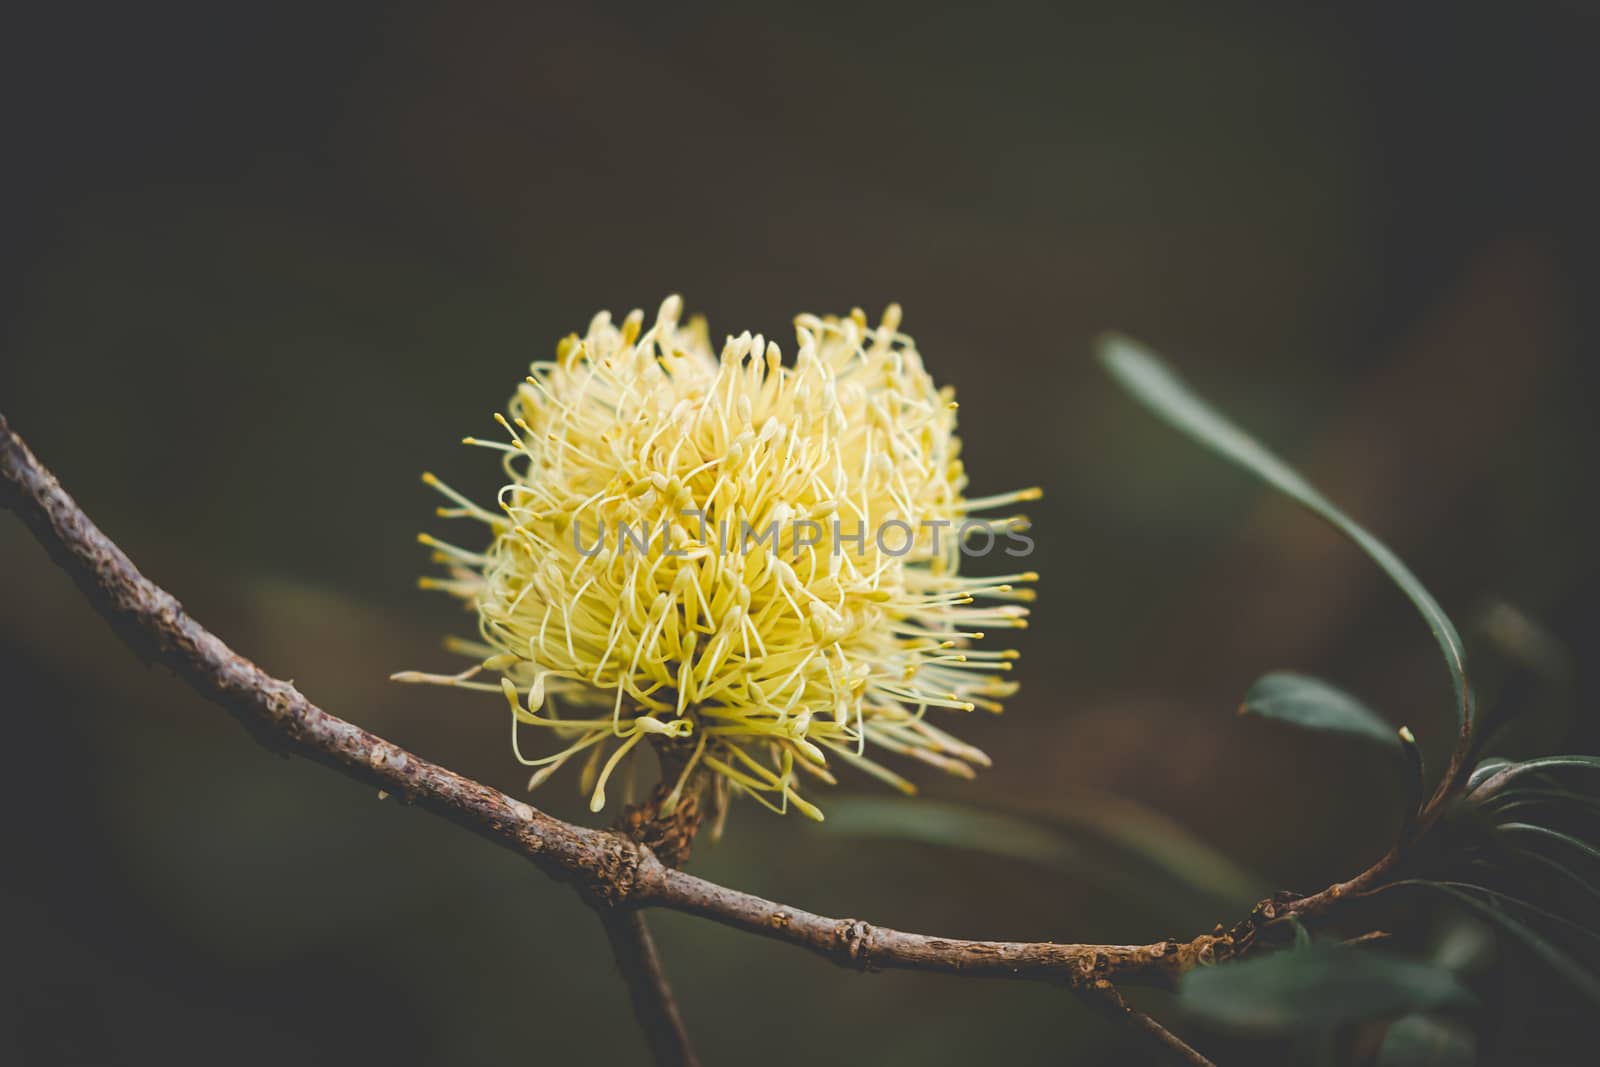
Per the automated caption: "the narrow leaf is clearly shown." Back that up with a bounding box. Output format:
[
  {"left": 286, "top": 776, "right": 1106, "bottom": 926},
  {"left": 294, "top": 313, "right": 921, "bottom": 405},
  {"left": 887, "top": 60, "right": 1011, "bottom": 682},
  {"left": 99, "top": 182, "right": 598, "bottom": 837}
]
[
  {"left": 1485, "top": 788, "right": 1600, "bottom": 821},
  {"left": 1179, "top": 943, "right": 1474, "bottom": 1032},
  {"left": 1497, "top": 822, "right": 1600, "bottom": 865},
  {"left": 1408, "top": 881, "right": 1600, "bottom": 953},
  {"left": 1240, "top": 672, "right": 1400, "bottom": 748},
  {"left": 1466, "top": 758, "right": 1514, "bottom": 791},
  {"left": 1498, "top": 843, "right": 1600, "bottom": 908},
  {"left": 1097, "top": 335, "right": 1473, "bottom": 739},
  {"left": 1388, "top": 880, "right": 1600, "bottom": 1006},
  {"left": 1470, "top": 756, "right": 1600, "bottom": 798},
  {"left": 825, "top": 796, "right": 1083, "bottom": 870}
]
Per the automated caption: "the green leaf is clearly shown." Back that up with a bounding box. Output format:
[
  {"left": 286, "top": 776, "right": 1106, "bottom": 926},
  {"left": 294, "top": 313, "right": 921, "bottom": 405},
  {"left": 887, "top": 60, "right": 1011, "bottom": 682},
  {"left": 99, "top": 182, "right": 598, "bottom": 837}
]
[
  {"left": 1045, "top": 792, "right": 1262, "bottom": 907},
  {"left": 1240, "top": 672, "right": 1400, "bottom": 748},
  {"left": 1466, "top": 758, "right": 1514, "bottom": 791},
  {"left": 1377, "top": 1014, "right": 1476, "bottom": 1067},
  {"left": 1097, "top": 335, "right": 1473, "bottom": 741},
  {"left": 1388, "top": 880, "right": 1600, "bottom": 1006},
  {"left": 1484, "top": 788, "right": 1600, "bottom": 821},
  {"left": 1476, "top": 600, "right": 1571, "bottom": 685},
  {"left": 1470, "top": 756, "right": 1600, "bottom": 798},
  {"left": 824, "top": 795, "right": 1260, "bottom": 919},
  {"left": 1410, "top": 881, "right": 1600, "bottom": 953},
  {"left": 1278, "top": 913, "right": 1313, "bottom": 949},
  {"left": 1429, "top": 913, "right": 1498, "bottom": 975},
  {"left": 1179, "top": 943, "right": 1474, "bottom": 1032},
  {"left": 1497, "top": 841, "right": 1600, "bottom": 908},
  {"left": 1466, "top": 757, "right": 1600, "bottom": 826},
  {"left": 824, "top": 796, "right": 1083, "bottom": 869},
  {"left": 1497, "top": 822, "right": 1600, "bottom": 865}
]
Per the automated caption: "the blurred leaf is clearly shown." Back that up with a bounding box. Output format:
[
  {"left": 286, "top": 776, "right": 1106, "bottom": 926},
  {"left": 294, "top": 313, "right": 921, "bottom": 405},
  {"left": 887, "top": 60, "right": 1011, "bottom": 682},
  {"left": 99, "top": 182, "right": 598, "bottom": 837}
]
[
  {"left": 1429, "top": 913, "right": 1499, "bottom": 976},
  {"left": 1046, "top": 791, "right": 1262, "bottom": 905},
  {"left": 1278, "top": 914, "right": 1313, "bottom": 949},
  {"left": 1379, "top": 906, "right": 1496, "bottom": 1067},
  {"left": 825, "top": 795, "right": 1260, "bottom": 918},
  {"left": 1178, "top": 943, "right": 1474, "bottom": 1032},
  {"left": 1475, "top": 601, "right": 1571, "bottom": 685},
  {"left": 1377, "top": 1014, "right": 1476, "bottom": 1066},
  {"left": 826, "top": 796, "right": 1085, "bottom": 869},
  {"left": 1470, "top": 600, "right": 1574, "bottom": 758},
  {"left": 1390, "top": 881, "right": 1600, "bottom": 1006},
  {"left": 1239, "top": 671, "right": 1399, "bottom": 748},
  {"left": 1097, "top": 335, "right": 1473, "bottom": 740}
]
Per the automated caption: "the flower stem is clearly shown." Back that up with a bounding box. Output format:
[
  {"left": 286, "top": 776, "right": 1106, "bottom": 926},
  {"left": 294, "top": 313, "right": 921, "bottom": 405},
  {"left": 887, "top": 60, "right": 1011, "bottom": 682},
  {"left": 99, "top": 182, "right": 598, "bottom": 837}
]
[{"left": 595, "top": 907, "right": 700, "bottom": 1067}]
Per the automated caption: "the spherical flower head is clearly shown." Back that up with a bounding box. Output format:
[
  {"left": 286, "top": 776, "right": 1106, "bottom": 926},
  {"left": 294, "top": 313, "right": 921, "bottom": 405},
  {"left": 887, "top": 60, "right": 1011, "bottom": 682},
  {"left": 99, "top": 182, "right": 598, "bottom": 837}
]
[{"left": 398, "top": 297, "right": 1037, "bottom": 823}]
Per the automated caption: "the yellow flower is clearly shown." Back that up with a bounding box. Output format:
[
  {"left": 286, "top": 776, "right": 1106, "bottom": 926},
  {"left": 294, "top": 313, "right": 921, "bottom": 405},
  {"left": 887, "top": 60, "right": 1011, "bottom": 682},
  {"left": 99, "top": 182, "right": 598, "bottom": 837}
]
[{"left": 396, "top": 297, "right": 1037, "bottom": 821}]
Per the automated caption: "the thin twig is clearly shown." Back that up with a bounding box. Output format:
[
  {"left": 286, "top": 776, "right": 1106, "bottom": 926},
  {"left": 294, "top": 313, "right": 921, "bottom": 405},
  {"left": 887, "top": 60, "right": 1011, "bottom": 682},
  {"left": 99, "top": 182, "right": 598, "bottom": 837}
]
[
  {"left": 1341, "top": 930, "right": 1392, "bottom": 949},
  {"left": 1083, "top": 980, "right": 1217, "bottom": 1067},
  {"left": 606, "top": 774, "right": 706, "bottom": 1064},
  {"left": 647, "top": 868, "right": 1226, "bottom": 983},
  {"left": 595, "top": 907, "right": 700, "bottom": 1067}
]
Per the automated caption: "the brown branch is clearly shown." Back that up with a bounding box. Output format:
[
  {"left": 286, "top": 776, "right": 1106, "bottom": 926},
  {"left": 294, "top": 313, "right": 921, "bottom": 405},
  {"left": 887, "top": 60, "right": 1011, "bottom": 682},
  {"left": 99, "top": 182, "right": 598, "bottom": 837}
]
[
  {"left": 606, "top": 767, "right": 707, "bottom": 1064},
  {"left": 645, "top": 868, "right": 1227, "bottom": 984},
  {"left": 0, "top": 411, "right": 1407, "bottom": 1057},
  {"left": 595, "top": 907, "right": 700, "bottom": 1067},
  {"left": 1083, "top": 980, "right": 1217, "bottom": 1067},
  {"left": 0, "top": 412, "right": 1224, "bottom": 985}
]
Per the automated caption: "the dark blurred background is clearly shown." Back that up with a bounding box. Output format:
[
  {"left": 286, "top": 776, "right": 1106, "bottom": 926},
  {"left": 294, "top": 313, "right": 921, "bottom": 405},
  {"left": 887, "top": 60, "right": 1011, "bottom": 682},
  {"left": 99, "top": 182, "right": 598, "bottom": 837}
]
[{"left": 3, "top": 2, "right": 1597, "bottom": 1063}]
